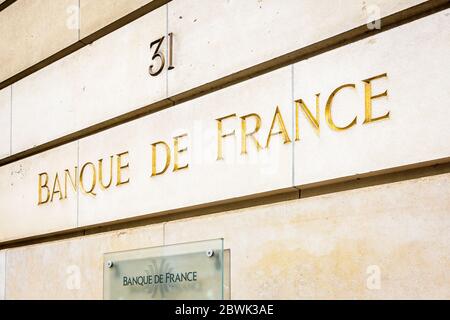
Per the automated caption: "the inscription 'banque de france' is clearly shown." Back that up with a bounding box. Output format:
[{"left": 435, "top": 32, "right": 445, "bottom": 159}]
[{"left": 37, "top": 73, "right": 389, "bottom": 205}]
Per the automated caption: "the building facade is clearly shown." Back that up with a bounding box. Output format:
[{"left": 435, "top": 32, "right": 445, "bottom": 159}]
[{"left": 0, "top": 0, "right": 449, "bottom": 299}]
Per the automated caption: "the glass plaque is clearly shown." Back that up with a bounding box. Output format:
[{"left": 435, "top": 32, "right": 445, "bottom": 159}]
[{"left": 103, "top": 239, "right": 224, "bottom": 300}]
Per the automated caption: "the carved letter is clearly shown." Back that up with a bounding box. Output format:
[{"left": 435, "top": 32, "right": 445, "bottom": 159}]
[
  {"left": 98, "top": 156, "right": 113, "bottom": 189},
  {"left": 295, "top": 94, "right": 320, "bottom": 141},
  {"left": 363, "top": 73, "right": 389, "bottom": 124},
  {"left": 173, "top": 134, "right": 189, "bottom": 172},
  {"left": 325, "top": 84, "right": 357, "bottom": 131},
  {"left": 80, "top": 162, "right": 97, "bottom": 196},
  {"left": 216, "top": 114, "right": 236, "bottom": 160},
  {"left": 38, "top": 172, "right": 50, "bottom": 205},
  {"left": 64, "top": 167, "right": 78, "bottom": 199},
  {"left": 266, "top": 106, "right": 291, "bottom": 148},
  {"left": 240, "top": 113, "right": 262, "bottom": 154},
  {"left": 50, "top": 173, "right": 63, "bottom": 202},
  {"left": 151, "top": 142, "right": 171, "bottom": 176},
  {"left": 116, "top": 152, "right": 130, "bottom": 186}
]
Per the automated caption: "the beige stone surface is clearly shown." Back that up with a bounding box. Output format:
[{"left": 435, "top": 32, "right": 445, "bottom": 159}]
[
  {"left": 4, "top": 172, "right": 449, "bottom": 299},
  {"left": 12, "top": 5, "right": 167, "bottom": 154},
  {"left": 80, "top": 0, "right": 156, "bottom": 38},
  {"left": 0, "top": 0, "right": 79, "bottom": 83},
  {"left": 5, "top": 224, "right": 163, "bottom": 299},
  {"left": 167, "top": 0, "right": 425, "bottom": 96},
  {"left": 0, "top": 250, "right": 5, "bottom": 300},
  {"left": 5, "top": 11, "right": 450, "bottom": 242},
  {"left": 165, "top": 172, "right": 450, "bottom": 299},
  {"left": 7, "top": 0, "right": 427, "bottom": 157},
  {"left": 77, "top": 66, "right": 293, "bottom": 227},
  {"left": 293, "top": 9, "right": 450, "bottom": 187},
  {"left": 3, "top": 65, "right": 292, "bottom": 242},
  {"left": 0, "top": 86, "right": 10, "bottom": 159},
  {"left": 0, "top": 142, "right": 78, "bottom": 243}
]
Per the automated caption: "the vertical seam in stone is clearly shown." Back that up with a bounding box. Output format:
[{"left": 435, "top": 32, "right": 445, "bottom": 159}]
[
  {"left": 76, "top": 140, "right": 80, "bottom": 227},
  {"left": 9, "top": 85, "right": 12, "bottom": 156},
  {"left": 291, "top": 64, "right": 295, "bottom": 188},
  {"left": 165, "top": 3, "right": 169, "bottom": 98},
  {"left": 163, "top": 222, "right": 166, "bottom": 245},
  {"left": 78, "top": 0, "right": 81, "bottom": 41},
  {"left": 3, "top": 250, "right": 7, "bottom": 300}
]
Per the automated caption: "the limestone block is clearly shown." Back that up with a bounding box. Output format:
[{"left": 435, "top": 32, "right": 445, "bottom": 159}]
[
  {"left": 0, "top": 0, "right": 79, "bottom": 83},
  {"left": 80, "top": 0, "right": 158, "bottom": 38},
  {"left": 0, "top": 86, "right": 10, "bottom": 159},
  {"left": 293, "top": 9, "right": 450, "bottom": 186},
  {"left": 77, "top": 66, "right": 293, "bottom": 227},
  {"left": 0, "top": 142, "right": 78, "bottom": 242},
  {"left": 167, "top": 0, "right": 425, "bottom": 96},
  {"left": 5, "top": 224, "right": 163, "bottom": 299},
  {"left": 165, "top": 172, "right": 450, "bottom": 299},
  {"left": 0, "top": 250, "right": 5, "bottom": 300},
  {"left": 11, "top": 5, "right": 167, "bottom": 154}
]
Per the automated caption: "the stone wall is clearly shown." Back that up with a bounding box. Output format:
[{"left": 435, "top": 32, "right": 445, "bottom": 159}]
[{"left": 0, "top": 0, "right": 449, "bottom": 299}]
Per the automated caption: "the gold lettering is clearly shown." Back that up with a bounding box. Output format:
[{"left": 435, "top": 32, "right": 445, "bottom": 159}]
[
  {"left": 98, "top": 156, "right": 114, "bottom": 189},
  {"left": 173, "top": 134, "right": 189, "bottom": 172},
  {"left": 50, "top": 173, "right": 63, "bottom": 202},
  {"left": 38, "top": 172, "right": 50, "bottom": 205},
  {"left": 151, "top": 142, "right": 171, "bottom": 176},
  {"left": 116, "top": 152, "right": 130, "bottom": 186},
  {"left": 266, "top": 106, "right": 291, "bottom": 148},
  {"left": 80, "top": 162, "right": 97, "bottom": 196},
  {"left": 64, "top": 167, "right": 78, "bottom": 199},
  {"left": 325, "top": 84, "right": 357, "bottom": 131},
  {"left": 240, "top": 113, "right": 262, "bottom": 154},
  {"left": 295, "top": 94, "right": 320, "bottom": 141},
  {"left": 216, "top": 114, "right": 236, "bottom": 160},
  {"left": 363, "top": 73, "right": 389, "bottom": 123}
]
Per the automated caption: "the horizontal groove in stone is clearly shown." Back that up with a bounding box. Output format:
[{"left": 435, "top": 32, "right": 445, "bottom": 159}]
[
  {"left": 0, "top": 0, "right": 171, "bottom": 90},
  {"left": 1, "top": 160, "right": 449, "bottom": 250},
  {"left": 0, "top": 187, "right": 299, "bottom": 249},
  {"left": 0, "top": 0, "right": 448, "bottom": 167},
  {"left": 0, "top": 0, "right": 16, "bottom": 12}
]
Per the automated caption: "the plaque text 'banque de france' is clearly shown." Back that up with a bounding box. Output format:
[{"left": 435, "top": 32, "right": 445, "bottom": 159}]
[{"left": 103, "top": 239, "right": 224, "bottom": 300}]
